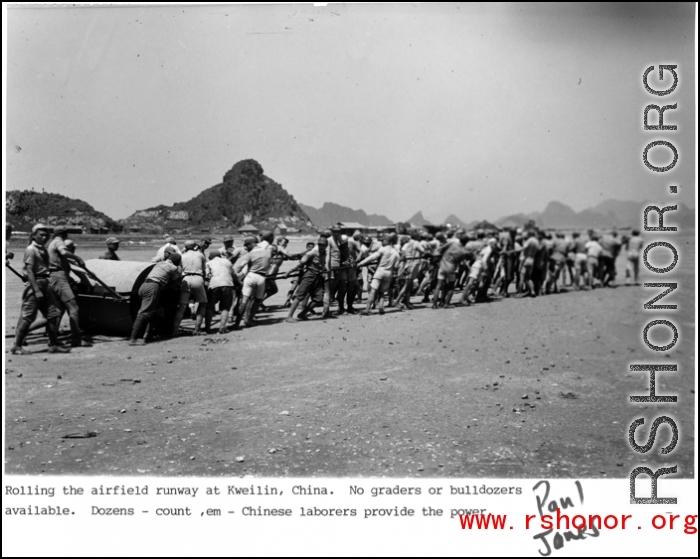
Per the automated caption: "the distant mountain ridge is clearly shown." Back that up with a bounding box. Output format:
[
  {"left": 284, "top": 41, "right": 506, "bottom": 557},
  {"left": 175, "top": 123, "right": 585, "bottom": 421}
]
[
  {"left": 444, "top": 214, "right": 469, "bottom": 228},
  {"left": 120, "top": 159, "right": 315, "bottom": 234},
  {"left": 298, "top": 202, "right": 394, "bottom": 229},
  {"left": 496, "top": 199, "right": 695, "bottom": 230},
  {"left": 5, "top": 190, "right": 123, "bottom": 233},
  {"left": 405, "top": 211, "right": 433, "bottom": 226},
  {"left": 6, "top": 181, "right": 694, "bottom": 237}
]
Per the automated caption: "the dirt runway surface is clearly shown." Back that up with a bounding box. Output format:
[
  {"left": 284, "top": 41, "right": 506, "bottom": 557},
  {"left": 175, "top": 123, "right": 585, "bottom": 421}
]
[{"left": 3, "top": 236, "right": 695, "bottom": 478}]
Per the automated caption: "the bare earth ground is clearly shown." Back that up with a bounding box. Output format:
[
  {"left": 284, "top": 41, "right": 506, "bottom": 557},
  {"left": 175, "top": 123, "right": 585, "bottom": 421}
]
[{"left": 3, "top": 234, "right": 695, "bottom": 478}]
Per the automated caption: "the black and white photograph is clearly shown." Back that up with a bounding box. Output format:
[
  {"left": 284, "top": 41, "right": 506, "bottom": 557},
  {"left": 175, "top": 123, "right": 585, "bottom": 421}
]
[{"left": 3, "top": 2, "right": 697, "bottom": 555}]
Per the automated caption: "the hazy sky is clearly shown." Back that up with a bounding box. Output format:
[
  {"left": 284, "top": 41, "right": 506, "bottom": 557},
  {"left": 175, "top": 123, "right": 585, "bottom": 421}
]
[{"left": 4, "top": 3, "right": 697, "bottom": 223}]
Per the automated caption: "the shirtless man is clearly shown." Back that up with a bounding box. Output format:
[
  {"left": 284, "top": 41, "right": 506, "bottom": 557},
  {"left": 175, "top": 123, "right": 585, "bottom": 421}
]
[
  {"left": 625, "top": 229, "right": 644, "bottom": 285},
  {"left": 571, "top": 231, "right": 588, "bottom": 289},
  {"left": 546, "top": 232, "right": 569, "bottom": 293},
  {"left": 264, "top": 238, "right": 291, "bottom": 306},
  {"left": 436, "top": 233, "right": 470, "bottom": 308},
  {"left": 493, "top": 228, "right": 519, "bottom": 296},
  {"left": 418, "top": 232, "right": 444, "bottom": 302},
  {"left": 477, "top": 237, "right": 499, "bottom": 301},
  {"left": 353, "top": 232, "right": 367, "bottom": 304},
  {"left": 519, "top": 229, "right": 540, "bottom": 297},
  {"left": 600, "top": 230, "right": 622, "bottom": 286},
  {"left": 585, "top": 233, "right": 604, "bottom": 289},
  {"left": 363, "top": 235, "right": 383, "bottom": 294},
  {"left": 396, "top": 230, "right": 426, "bottom": 309},
  {"left": 357, "top": 234, "right": 400, "bottom": 316},
  {"left": 533, "top": 231, "right": 551, "bottom": 296},
  {"left": 459, "top": 231, "right": 484, "bottom": 304},
  {"left": 598, "top": 232, "right": 616, "bottom": 287}
]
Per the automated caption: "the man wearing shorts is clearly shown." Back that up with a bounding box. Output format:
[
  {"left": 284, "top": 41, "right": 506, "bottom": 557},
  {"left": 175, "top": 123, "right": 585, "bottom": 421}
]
[
  {"left": 363, "top": 235, "right": 383, "bottom": 294},
  {"left": 205, "top": 251, "right": 239, "bottom": 333},
  {"left": 47, "top": 225, "right": 92, "bottom": 347},
  {"left": 459, "top": 232, "right": 485, "bottom": 305},
  {"left": 357, "top": 234, "right": 400, "bottom": 316},
  {"left": 234, "top": 236, "right": 273, "bottom": 327},
  {"left": 172, "top": 240, "right": 208, "bottom": 336}
]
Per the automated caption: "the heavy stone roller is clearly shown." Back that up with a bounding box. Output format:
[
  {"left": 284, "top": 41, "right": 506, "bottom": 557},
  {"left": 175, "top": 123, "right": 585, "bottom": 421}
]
[{"left": 76, "top": 259, "right": 155, "bottom": 337}]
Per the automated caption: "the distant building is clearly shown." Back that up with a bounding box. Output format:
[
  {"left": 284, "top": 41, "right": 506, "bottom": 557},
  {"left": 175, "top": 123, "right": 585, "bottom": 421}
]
[
  {"left": 60, "top": 226, "right": 85, "bottom": 234},
  {"left": 237, "top": 224, "right": 260, "bottom": 235},
  {"left": 337, "top": 222, "right": 370, "bottom": 236},
  {"left": 423, "top": 224, "right": 445, "bottom": 235},
  {"left": 273, "top": 224, "right": 288, "bottom": 237},
  {"left": 367, "top": 225, "right": 395, "bottom": 236},
  {"left": 395, "top": 222, "right": 431, "bottom": 235},
  {"left": 471, "top": 220, "right": 501, "bottom": 232}
]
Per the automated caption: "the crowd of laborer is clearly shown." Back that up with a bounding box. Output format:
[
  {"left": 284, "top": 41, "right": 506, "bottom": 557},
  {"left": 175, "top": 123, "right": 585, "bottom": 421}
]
[{"left": 7, "top": 222, "right": 644, "bottom": 354}]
